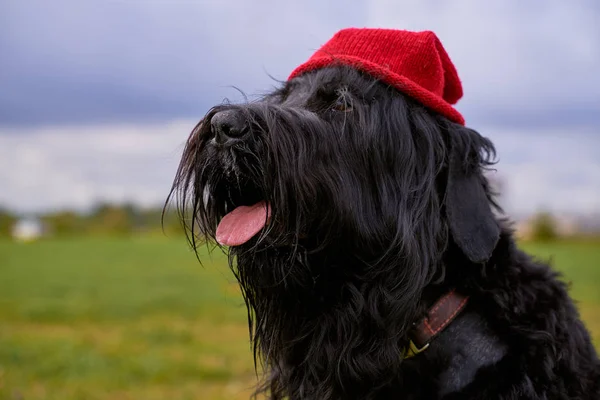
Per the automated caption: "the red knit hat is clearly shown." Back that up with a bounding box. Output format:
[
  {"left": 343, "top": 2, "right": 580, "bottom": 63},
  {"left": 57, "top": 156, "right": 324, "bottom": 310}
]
[{"left": 288, "top": 28, "right": 465, "bottom": 125}]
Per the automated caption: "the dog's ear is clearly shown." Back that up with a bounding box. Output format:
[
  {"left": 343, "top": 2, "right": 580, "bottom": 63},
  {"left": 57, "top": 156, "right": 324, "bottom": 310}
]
[{"left": 445, "top": 125, "right": 500, "bottom": 264}]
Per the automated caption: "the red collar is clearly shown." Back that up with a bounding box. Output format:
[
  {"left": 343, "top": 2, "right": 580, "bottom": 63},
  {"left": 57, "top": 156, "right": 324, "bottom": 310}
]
[{"left": 405, "top": 289, "right": 469, "bottom": 358}]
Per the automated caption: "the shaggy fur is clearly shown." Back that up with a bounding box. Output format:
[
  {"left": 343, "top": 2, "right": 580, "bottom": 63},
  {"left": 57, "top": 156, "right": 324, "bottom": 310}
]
[{"left": 168, "top": 66, "right": 600, "bottom": 399}]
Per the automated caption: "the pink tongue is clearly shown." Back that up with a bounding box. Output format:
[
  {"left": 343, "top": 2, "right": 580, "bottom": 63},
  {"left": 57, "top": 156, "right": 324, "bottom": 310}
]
[{"left": 216, "top": 201, "right": 270, "bottom": 246}]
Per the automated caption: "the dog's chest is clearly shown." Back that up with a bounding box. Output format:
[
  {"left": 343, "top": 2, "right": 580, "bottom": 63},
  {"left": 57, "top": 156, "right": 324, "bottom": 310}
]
[{"left": 400, "top": 311, "right": 507, "bottom": 398}]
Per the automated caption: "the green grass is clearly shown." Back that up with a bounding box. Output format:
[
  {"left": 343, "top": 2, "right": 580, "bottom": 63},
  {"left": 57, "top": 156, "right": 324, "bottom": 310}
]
[
  {"left": 0, "top": 237, "right": 598, "bottom": 399},
  {"left": 0, "top": 237, "right": 254, "bottom": 400}
]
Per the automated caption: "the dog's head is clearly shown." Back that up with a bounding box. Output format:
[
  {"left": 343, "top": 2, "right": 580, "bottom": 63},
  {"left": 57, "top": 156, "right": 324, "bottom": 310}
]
[
  {"left": 170, "top": 64, "right": 500, "bottom": 270},
  {"left": 169, "top": 29, "right": 504, "bottom": 397}
]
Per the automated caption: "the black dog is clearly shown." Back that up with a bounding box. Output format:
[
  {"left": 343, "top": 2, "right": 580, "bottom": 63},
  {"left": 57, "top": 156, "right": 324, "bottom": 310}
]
[{"left": 169, "top": 64, "right": 599, "bottom": 399}]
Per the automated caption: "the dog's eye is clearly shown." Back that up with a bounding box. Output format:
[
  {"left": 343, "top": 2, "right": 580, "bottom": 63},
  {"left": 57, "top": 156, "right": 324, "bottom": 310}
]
[{"left": 332, "top": 97, "right": 352, "bottom": 112}]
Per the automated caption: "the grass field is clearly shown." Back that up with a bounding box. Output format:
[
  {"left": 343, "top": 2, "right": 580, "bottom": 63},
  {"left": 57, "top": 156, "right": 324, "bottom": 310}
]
[{"left": 0, "top": 237, "right": 598, "bottom": 399}]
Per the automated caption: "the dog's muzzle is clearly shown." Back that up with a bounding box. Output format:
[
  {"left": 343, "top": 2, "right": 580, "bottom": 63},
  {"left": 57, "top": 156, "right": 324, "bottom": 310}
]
[{"left": 207, "top": 110, "right": 271, "bottom": 247}]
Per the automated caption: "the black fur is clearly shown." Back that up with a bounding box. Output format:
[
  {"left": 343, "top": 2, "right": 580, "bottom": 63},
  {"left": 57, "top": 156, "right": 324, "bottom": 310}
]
[{"left": 168, "top": 66, "right": 600, "bottom": 399}]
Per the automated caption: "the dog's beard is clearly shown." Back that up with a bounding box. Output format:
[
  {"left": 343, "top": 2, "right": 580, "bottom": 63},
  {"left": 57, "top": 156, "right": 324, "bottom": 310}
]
[
  {"left": 167, "top": 66, "right": 498, "bottom": 399},
  {"left": 171, "top": 104, "right": 333, "bottom": 251}
]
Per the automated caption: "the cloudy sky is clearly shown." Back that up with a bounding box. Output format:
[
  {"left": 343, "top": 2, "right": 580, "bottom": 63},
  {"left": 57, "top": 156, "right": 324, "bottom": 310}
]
[{"left": 1, "top": 0, "right": 599, "bottom": 217}]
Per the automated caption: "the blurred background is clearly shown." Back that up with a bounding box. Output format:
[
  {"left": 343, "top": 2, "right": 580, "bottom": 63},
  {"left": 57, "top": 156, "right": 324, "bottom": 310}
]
[{"left": 0, "top": 1, "right": 599, "bottom": 399}]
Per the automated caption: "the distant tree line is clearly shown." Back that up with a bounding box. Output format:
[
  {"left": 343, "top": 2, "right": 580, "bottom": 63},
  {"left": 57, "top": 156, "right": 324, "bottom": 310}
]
[
  {"left": 0, "top": 205, "right": 596, "bottom": 242},
  {"left": 0, "top": 203, "right": 186, "bottom": 238}
]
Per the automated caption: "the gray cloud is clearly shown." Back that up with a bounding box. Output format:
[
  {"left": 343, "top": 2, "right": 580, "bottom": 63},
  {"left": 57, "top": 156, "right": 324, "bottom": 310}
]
[
  {"left": 367, "top": 0, "right": 600, "bottom": 128},
  {"left": 1, "top": 0, "right": 363, "bottom": 126},
  {"left": 2, "top": 0, "right": 599, "bottom": 128}
]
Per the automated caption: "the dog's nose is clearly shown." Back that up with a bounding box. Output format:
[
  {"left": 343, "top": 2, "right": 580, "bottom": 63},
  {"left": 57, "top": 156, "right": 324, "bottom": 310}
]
[{"left": 210, "top": 110, "right": 248, "bottom": 143}]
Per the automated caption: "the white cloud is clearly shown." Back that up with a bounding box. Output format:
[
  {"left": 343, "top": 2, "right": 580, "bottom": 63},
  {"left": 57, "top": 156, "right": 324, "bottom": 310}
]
[
  {"left": 484, "top": 126, "right": 600, "bottom": 216},
  {"left": 0, "top": 121, "right": 598, "bottom": 216},
  {"left": 0, "top": 121, "right": 193, "bottom": 213}
]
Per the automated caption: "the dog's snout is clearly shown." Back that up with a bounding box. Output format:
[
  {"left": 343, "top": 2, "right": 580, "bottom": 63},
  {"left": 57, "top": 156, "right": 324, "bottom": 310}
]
[{"left": 210, "top": 110, "right": 248, "bottom": 143}]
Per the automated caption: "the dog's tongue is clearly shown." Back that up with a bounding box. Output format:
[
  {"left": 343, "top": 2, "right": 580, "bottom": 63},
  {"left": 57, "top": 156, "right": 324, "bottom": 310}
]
[{"left": 216, "top": 201, "right": 270, "bottom": 246}]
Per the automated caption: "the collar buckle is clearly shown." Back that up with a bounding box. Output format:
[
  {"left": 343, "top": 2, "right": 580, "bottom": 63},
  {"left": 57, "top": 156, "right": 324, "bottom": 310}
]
[{"left": 404, "top": 340, "right": 430, "bottom": 359}]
